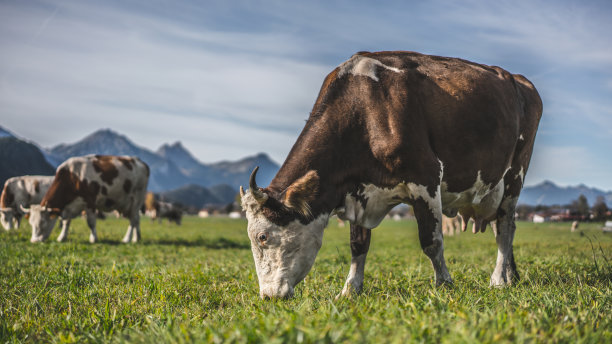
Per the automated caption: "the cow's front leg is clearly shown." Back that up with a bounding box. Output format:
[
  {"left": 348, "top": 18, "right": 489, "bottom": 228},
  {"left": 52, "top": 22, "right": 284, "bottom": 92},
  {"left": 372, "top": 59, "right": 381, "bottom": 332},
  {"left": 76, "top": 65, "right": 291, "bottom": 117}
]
[
  {"left": 337, "top": 223, "right": 371, "bottom": 298},
  {"left": 413, "top": 195, "right": 452, "bottom": 286},
  {"left": 56, "top": 218, "right": 71, "bottom": 242},
  {"left": 85, "top": 210, "right": 98, "bottom": 243},
  {"left": 491, "top": 198, "right": 519, "bottom": 286}
]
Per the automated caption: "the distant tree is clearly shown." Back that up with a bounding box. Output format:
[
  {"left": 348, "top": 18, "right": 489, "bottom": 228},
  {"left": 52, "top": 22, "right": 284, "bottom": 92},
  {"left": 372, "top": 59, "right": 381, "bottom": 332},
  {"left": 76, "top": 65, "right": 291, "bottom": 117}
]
[
  {"left": 235, "top": 193, "right": 242, "bottom": 208},
  {"left": 571, "top": 194, "right": 590, "bottom": 218},
  {"left": 515, "top": 204, "right": 535, "bottom": 220},
  {"left": 592, "top": 196, "right": 609, "bottom": 221}
]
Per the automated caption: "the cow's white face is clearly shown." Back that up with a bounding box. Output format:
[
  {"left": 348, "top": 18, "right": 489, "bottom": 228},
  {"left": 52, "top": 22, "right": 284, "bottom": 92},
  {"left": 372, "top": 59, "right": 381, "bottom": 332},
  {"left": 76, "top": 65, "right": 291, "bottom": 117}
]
[
  {"left": 244, "top": 201, "right": 327, "bottom": 298},
  {"left": 27, "top": 205, "right": 59, "bottom": 242},
  {"left": 0, "top": 209, "right": 16, "bottom": 230},
  {"left": 241, "top": 168, "right": 324, "bottom": 299}
]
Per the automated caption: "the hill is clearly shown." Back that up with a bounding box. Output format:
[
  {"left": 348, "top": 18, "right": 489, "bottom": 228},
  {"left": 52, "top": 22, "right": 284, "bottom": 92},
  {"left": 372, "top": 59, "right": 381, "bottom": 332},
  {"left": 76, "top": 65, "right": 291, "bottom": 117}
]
[{"left": 0, "top": 136, "right": 56, "bottom": 187}]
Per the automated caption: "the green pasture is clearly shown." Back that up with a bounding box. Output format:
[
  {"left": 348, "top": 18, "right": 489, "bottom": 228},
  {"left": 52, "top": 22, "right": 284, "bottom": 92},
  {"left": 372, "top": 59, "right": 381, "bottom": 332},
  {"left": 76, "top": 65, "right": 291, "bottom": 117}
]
[{"left": 1, "top": 216, "right": 610, "bottom": 343}]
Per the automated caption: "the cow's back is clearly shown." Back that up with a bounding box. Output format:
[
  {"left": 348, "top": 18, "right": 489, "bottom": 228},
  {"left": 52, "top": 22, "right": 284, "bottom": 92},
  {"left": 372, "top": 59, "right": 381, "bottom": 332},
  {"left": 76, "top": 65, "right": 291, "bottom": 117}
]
[
  {"left": 44, "top": 155, "right": 149, "bottom": 214},
  {"left": 1, "top": 175, "right": 54, "bottom": 209},
  {"left": 321, "top": 51, "right": 542, "bottom": 191}
]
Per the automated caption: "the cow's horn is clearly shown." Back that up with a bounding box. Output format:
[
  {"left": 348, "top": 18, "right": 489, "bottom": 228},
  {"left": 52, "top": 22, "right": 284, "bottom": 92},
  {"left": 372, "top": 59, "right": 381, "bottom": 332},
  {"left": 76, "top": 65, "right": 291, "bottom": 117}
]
[
  {"left": 239, "top": 186, "right": 245, "bottom": 198},
  {"left": 19, "top": 205, "right": 30, "bottom": 213},
  {"left": 249, "top": 166, "right": 267, "bottom": 203}
]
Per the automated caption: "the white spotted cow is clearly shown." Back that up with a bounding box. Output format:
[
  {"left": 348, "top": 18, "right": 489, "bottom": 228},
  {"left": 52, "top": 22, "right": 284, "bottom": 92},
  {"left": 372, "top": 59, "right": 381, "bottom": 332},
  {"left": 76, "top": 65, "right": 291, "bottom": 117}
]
[
  {"left": 241, "top": 51, "right": 542, "bottom": 298},
  {"left": 1, "top": 175, "right": 54, "bottom": 230},
  {"left": 22, "top": 155, "right": 149, "bottom": 243}
]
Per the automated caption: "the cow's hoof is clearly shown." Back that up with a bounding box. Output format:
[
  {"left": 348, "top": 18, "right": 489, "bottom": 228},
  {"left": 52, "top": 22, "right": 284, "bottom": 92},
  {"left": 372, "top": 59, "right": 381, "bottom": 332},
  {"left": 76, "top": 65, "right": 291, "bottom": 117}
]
[
  {"left": 89, "top": 235, "right": 97, "bottom": 244},
  {"left": 435, "top": 278, "right": 454, "bottom": 288},
  {"left": 490, "top": 273, "right": 517, "bottom": 287},
  {"left": 335, "top": 283, "right": 362, "bottom": 300}
]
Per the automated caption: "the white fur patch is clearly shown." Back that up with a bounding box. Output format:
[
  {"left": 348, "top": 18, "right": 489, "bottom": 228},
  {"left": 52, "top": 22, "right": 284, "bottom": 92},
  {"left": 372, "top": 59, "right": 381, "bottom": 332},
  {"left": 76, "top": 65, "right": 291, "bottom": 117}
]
[
  {"left": 337, "top": 182, "right": 441, "bottom": 229},
  {"left": 515, "top": 167, "right": 525, "bottom": 184},
  {"left": 440, "top": 171, "right": 505, "bottom": 221},
  {"left": 338, "top": 54, "right": 403, "bottom": 82}
]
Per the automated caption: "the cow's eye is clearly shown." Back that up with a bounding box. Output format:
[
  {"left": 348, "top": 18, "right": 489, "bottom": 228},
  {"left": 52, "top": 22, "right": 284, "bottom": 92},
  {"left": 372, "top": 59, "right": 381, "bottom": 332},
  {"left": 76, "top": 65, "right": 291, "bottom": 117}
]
[{"left": 257, "top": 232, "right": 268, "bottom": 243}]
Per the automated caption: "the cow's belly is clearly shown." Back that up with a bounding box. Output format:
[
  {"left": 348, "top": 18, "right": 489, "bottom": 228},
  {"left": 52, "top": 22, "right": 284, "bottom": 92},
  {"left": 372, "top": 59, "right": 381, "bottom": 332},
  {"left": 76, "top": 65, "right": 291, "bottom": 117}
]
[
  {"left": 338, "top": 182, "right": 442, "bottom": 229},
  {"left": 337, "top": 173, "right": 505, "bottom": 228}
]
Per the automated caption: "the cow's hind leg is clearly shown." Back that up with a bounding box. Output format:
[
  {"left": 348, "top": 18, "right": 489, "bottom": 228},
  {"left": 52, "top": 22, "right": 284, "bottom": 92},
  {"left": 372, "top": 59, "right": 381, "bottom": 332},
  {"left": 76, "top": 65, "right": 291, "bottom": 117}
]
[
  {"left": 85, "top": 209, "right": 98, "bottom": 243},
  {"left": 337, "top": 224, "right": 372, "bottom": 298},
  {"left": 122, "top": 210, "right": 141, "bottom": 243},
  {"left": 491, "top": 196, "right": 519, "bottom": 286},
  {"left": 412, "top": 188, "right": 452, "bottom": 286}
]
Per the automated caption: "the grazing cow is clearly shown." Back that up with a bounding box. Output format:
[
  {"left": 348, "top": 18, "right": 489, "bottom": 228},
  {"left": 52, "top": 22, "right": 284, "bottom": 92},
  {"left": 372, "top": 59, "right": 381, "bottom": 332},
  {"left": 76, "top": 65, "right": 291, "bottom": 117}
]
[
  {"left": 1, "top": 175, "right": 54, "bottom": 230},
  {"left": 241, "top": 51, "right": 542, "bottom": 298},
  {"left": 22, "top": 155, "right": 149, "bottom": 243},
  {"left": 148, "top": 200, "right": 183, "bottom": 225}
]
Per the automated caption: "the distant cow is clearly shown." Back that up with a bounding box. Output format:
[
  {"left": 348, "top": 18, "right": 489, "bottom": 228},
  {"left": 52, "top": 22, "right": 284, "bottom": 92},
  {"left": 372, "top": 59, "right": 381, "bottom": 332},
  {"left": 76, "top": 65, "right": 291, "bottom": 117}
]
[
  {"left": 241, "top": 51, "right": 542, "bottom": 298},
  {"left": 22, "top": 155, "right": 149, "bottom": 243},
  {"left": 149, "top": 200, "right": 183, "bottom": 225},
  {"left": 1, "top": 175, "right": 54, "bottom": 230}
]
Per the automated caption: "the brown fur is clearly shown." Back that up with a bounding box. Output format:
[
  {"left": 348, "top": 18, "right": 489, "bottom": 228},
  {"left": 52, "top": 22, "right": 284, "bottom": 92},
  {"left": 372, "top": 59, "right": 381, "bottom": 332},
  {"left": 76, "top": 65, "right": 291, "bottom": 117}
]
[
  {"left": 282, "top": 170, "right": 319, "bottom": 218},
  {"left": 92, "top": 155, "right": 119, "bottom": 185},
  {"left": 0, "top": 186, "right": 14, "bottom": 208}
]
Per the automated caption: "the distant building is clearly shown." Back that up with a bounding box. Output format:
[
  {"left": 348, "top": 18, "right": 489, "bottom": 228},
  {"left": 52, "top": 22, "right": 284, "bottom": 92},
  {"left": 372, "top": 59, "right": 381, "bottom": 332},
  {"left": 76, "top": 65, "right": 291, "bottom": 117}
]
[
  {"left": 532, "top": 214, "right": 546, "bottom": 223},
  {"left": 228, "top": 211, "right": 242, "bottom": 219}
]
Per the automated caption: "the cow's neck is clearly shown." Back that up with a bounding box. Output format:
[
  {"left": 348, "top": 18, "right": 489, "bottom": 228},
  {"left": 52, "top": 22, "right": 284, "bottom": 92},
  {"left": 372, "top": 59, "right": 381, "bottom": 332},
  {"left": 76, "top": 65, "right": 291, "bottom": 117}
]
[{"left": 268, "top": 115, "right": 368, "bottom": 218}]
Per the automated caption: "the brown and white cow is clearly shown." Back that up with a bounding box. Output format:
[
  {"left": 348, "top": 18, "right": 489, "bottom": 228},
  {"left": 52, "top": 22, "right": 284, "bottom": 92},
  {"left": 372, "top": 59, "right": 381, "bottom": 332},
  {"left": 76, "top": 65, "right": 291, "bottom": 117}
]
[
  {"left": 1, "top": 175, "right": 54, "bottom": 230},
  {"left": 22, "top": 155, "right": 149, "bottom": 243},
  {"left": 241, "top": 51, "right": 542, "bottom": 299}
]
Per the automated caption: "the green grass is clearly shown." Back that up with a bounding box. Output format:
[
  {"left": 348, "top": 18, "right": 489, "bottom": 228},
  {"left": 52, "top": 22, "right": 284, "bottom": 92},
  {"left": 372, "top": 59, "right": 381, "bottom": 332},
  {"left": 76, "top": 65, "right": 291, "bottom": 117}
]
[{"left": 1, "top": 217, "right": 610, "bottom": 343}]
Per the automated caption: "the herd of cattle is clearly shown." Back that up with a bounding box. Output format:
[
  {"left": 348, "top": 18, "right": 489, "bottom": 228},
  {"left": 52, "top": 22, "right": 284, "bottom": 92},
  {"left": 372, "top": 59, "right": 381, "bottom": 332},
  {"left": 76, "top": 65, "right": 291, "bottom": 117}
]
[
  {"left": 0, "top": 154, "right": 182, "bottom": 243},
  {"left": 2, "top": 51, "right": 543, "bottom": 298}
]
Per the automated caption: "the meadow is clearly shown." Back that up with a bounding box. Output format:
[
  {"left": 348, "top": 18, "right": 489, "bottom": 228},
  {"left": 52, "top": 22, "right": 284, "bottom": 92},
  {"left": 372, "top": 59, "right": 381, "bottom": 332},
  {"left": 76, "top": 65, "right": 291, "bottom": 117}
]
[{"left": 0, "top": 216, "right": 610, "bottom": 343}]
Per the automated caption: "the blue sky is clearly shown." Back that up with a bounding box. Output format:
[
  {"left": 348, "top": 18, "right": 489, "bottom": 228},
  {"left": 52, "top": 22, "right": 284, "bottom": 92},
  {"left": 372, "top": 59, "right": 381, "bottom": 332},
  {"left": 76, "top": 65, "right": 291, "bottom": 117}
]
[{"left": 1, "top": 0, "right": 611, "bottom": 190}]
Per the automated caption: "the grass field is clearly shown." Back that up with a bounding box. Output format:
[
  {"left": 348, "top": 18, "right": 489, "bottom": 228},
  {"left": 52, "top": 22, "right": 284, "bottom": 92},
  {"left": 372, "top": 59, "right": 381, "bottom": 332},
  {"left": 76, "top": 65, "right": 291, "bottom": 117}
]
[{"left": 1, "top": 216, "right": 610, "bottom": 343}]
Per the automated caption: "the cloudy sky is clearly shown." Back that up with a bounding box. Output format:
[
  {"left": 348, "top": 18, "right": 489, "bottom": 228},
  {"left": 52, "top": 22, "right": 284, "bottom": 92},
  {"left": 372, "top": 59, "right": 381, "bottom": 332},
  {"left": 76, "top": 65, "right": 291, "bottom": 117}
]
[{"left": 1, "top": 0, "right": 611, "bottom": 189}]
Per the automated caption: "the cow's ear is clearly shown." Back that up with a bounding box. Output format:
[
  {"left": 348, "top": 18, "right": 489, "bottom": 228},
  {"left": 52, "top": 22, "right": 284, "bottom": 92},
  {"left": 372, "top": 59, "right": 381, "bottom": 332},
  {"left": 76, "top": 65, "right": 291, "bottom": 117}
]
[
  {"left": 282, "top": 170, "right": 319, "bottom": 218},
  {"left": 25, "top": 213, "right": 30, "bottom": 219}
]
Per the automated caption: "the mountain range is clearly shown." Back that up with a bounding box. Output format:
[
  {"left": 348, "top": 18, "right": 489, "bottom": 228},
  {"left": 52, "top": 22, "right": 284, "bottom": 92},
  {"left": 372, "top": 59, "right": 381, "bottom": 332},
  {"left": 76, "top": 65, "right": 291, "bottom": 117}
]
[
  {"left": 518, "top": 180, "right": 612, "bottom": 206},
  {"left": 0, "top": 126, "right": 279, "bottom": 206},
  {"left": 1, "top": 126, "right": 610, "bottom": 207}
]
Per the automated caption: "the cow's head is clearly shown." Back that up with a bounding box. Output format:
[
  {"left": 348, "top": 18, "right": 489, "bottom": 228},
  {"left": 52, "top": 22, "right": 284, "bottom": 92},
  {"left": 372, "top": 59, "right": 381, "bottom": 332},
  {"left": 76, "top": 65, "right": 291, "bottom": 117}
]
[
  {"left": 0, "top": 208, "right": 17, "bottom": 230},
  {"left": 21, "top": 205, "right": 60, "bottom": 242},
  {"left": 241, "top": 167, "right": 326, "bottom": 299}
]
